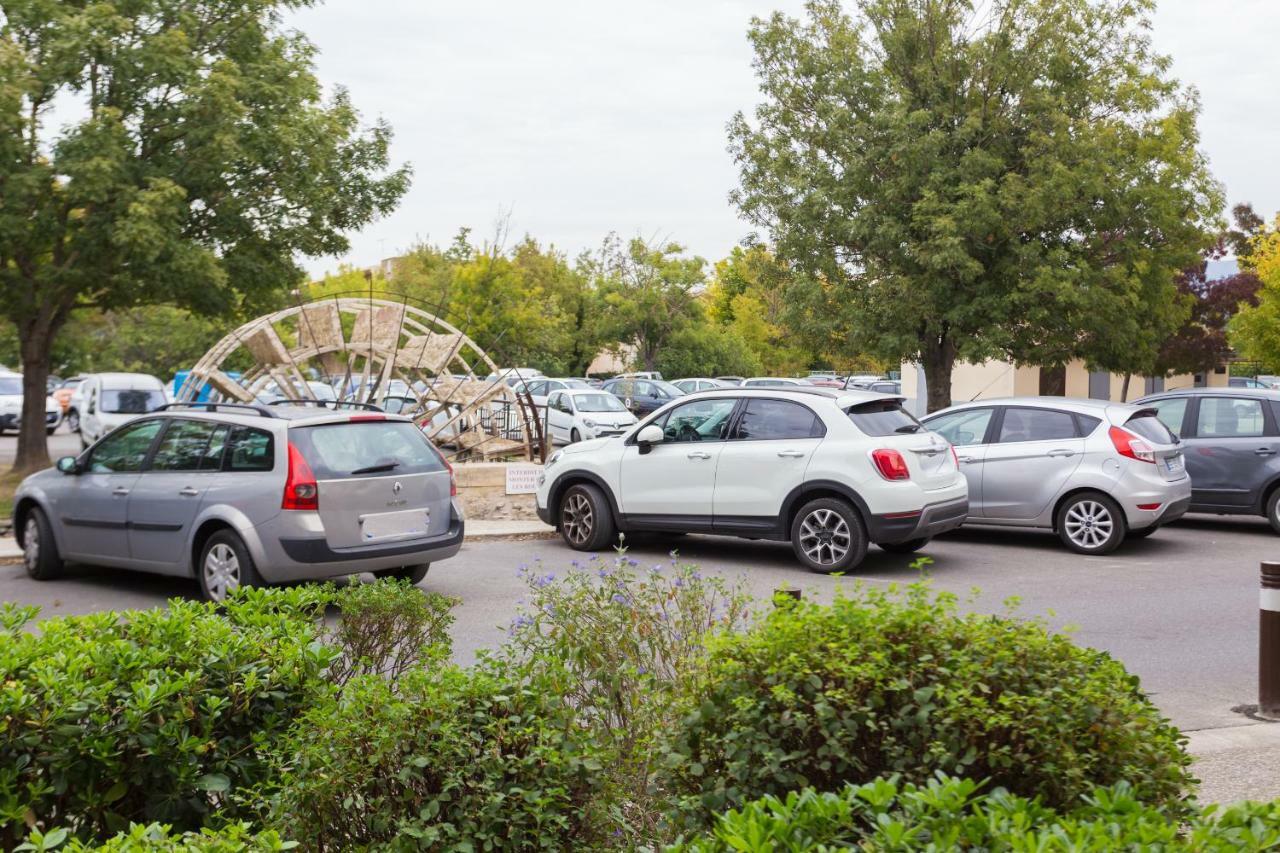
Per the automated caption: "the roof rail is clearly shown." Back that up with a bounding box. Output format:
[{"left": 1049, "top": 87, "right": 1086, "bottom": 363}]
[
  {"left": 156, "top": 402, "right": 277, "bottom": 418},
  {"left": 266, "top": 399, "right": 383, "bottom": 412}
]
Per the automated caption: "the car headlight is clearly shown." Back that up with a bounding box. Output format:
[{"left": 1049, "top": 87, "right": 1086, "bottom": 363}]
[
  {"left": 582, "top": 418, "right": 597, "bottom": 428},
  {"left": 545, "top": 450, "right": 563, "bottom": 469}
]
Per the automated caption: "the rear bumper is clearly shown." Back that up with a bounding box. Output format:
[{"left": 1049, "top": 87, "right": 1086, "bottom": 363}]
[
  {"left": 266, "top": 517, "right": 464, "bottom": 582},
  {"left": 1132, "top": 495, "right": 1192, "bottom": 531},
  {"left": 867, "top": 496, "right": 969, "bottom": 544}
]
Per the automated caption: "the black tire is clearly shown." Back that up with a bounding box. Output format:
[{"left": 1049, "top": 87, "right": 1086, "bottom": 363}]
[
  {"left": 790, "top": 497, "right": 868, "bottom": 573},
  {"left": 1268, "top": 489, "right": 1280, "bottom": 535},
  {"left": 570, "top": 428, "right": 581, "bottom": 443},
  {"left": 67, "top": 410, "right": 79, "bottom": 432},
  {"left": 558, "top": 483, "right": 615, "bottom": 551},
  {"left": 1056, "top": 492, "right": 1125, "bottom": 555},
  {"left": 374, "top": 565, "right": 430, "bottom": 585},
  {"left": 1128, "top": 525, "right": 1159, "bottom": 540},
  {"left": 21, "top": 506, "right": 65, "bottom": 580},
  {"left": 45, "top": 425, "right": 56, "bottom": 435},
  {"left": 198, "top": 530, "right": 263, "bottom": 602},
  {"left": 879, "top": 537, "right": 930, "bottom": 554}
]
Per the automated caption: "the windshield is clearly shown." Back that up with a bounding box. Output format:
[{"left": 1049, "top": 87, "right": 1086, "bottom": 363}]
[
  {"left": 563, "top": 379, "right": 592, "bottom": 389},
  {"left": 0, "top": 377, "right": 22, "bottom": 395},
  {"left": 575, "top": 393, "right": 628, "bottom": 413},
  {"left": 290, "top": 421, "right": 445, "bottom": 479},
  {"left": 848, "top": 400, "right": 922, "bottom": 436},
  {"left": 652, "top": 380, "right": 685, "bottom": 398},
  {"left": 101, "top": 389, "right": 166, "bottom": 414}
]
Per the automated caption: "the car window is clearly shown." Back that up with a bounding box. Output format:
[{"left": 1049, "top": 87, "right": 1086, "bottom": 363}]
[
  {"left": 87, "top": 419, "right": 164, "bottom": 473},
  {"left": 1147, "top": 398, "right": 1189, "bottom": 436},
  {"left": 997, "top": 407, "right": 1077, "bottom": 443},
  {"left": 924, "top": 408, "right": 994, "bottom": 446},
  {"left": 149, "top": 419, "right": 225, "bottom": 472},
  {"left": 660, "top": 398, "right": 738, "bottom": 443},
  {"left": 1196, "top": 397, "right": 1266, "bottom": 438},
  {"left": 225, "top": 426, "right": 275, "bottom": 472},
  {"left": 634, "top": 381, "right": 654, "bottom": 397},
  {"left": 732, "top": 399, "right": 824, "bottom": 440},
  {"left": 101, "top": 388, "right": 166, "bottom": 414},
  {"left": 848, "top": 400, "right": 923, "bottom": 437},
  {"left": 291, "top": 421, "right": 443, "bottom": 479},
  {"left": 528, "top": 380, "right": 548, "bottom": 396},
  {"left": 1125, "top": 414, "right": 1177, "bottom": 445},
  {"left": 610, "top": 380, "right": 633, "bottom": 396}
]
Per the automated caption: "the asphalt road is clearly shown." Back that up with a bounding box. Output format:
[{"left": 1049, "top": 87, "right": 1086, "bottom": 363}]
[
  {"left": 0, "top": 428, "right": 81, "bottom": 466},
  {"left": 0, "top": 504, "right": 1275, "bottom": 732}
]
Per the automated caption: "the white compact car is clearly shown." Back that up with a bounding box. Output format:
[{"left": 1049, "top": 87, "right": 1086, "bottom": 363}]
[
  {"left": 535, "top": 387, "right": 969, "bottom": 572},
  {"left": 544, "top": 388, "right": 638, "bottom": 444},
  {"left": 0, "top": 372, "right": 63, "bottom": 435},
  {"left": 74, "top": 373, "right": 169, "bottom": 448}
]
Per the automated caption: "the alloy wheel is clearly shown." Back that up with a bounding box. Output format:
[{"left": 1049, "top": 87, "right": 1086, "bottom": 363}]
[
  {"left": 799, "top": 508, "right": 851, "bottom": 566},
  {"left": 562, "top": 493, "right": 594, "bottom": 546},
  {"left": 23, "top": 517, "right": 39, "bottom": 574},
  {"left": 1064, "top": 500, "right": 1114, "bottom": 550},
  {"left": 204, "top": 543, "right": 241, "bottom": 601}
]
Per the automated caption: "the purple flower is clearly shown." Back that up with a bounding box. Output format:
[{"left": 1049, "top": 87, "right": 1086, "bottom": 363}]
[
  {"left": 597, "top": 567, "right": 611, "bottom": 579},
  {"left": 674, "top": 578, "right": 684, "bottom": 588},
  {"left": 611, "top": 593, "right": 629, "bottom": 606},
  {"left": 627, "top": 558, "right": 639, "bottom": 567},
  {"left": 571, "top": 560, "right": 581, "bottom": 568},
  {"left": 532, "top": 572, "right": 556, "bottom": 589}
]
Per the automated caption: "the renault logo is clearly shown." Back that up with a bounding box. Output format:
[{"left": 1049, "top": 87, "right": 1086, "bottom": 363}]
[{"left": 393, "top": 481, "right": 402, "bottom": 494}]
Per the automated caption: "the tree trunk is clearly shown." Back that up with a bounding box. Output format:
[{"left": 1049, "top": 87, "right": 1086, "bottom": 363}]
[
  {"left": 1039, "top": 364, "right": 1066, "bottom": 396},
  {"left": 13, "top": 314, "right": 63, "bottom": 473},
  {"left": 1120, "top": 372, "right": 1132, "bottom": 402},
  {"left": 922, "top": 332, "right": 957, "bottom": 413}
]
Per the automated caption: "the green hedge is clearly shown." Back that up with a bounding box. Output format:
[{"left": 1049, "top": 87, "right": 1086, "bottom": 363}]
[
  {"left": 15, "top": 822, "right": 296, "bottom": 852},
  {"left": 662, "top": 584, "right": 1192, "bottom": 823},
  {"left": 669, "top": 775, "right": 1280, "bottom": 852}
]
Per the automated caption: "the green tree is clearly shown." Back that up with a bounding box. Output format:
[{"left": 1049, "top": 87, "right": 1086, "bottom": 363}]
[
  {"left": 0, "top": 0, "right": 409, "bottom": 469},
  {"left": 708, "top": 246, "right": 810, "bottom": 374},
  {"left": 730, "top": 0, "right": 1219, "bottom": 411},
  {"left": 654, "top": 324, "right": 763, "bottom": 379},
  {"left": 592, "top": 235, "right": 706, "bottom": 372},
  {"left": 1229, "top": 215, "right": 1280, "bottom": 371}
]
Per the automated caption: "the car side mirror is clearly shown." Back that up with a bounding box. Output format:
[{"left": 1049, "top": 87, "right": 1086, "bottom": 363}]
[
  {"left": 636, "top": 424, "right": 664, "bottom": 455},
  {"left": 56, "top": 456, "right": 80, "bottom": 475}
]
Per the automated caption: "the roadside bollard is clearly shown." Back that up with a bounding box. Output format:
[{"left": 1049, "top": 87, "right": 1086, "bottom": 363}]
[
  {"left": 774, "top": 587, "right": 802, "bottom": 607},
  {"left": 1261, "top": 562, "right": 1280, "bottom": 718}
]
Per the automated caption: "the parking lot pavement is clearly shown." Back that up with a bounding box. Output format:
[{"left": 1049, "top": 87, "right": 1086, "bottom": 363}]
[
  {"left": 0, "top": 513, "right": 1275, "bottom": 735},
  {"left": 0, "top": 429, "right": 81, "bottom": 466}
]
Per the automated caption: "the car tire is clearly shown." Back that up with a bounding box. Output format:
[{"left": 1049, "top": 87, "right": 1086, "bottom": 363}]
[
  {"left": 67, "top": 410, "right": 79, "bottom": 432},
  {"left": 22, "top": 507, "right": 65, "bottom": 580},
  {"left": 570, "top": 428, "right": 581, "bottom": 443},
  {"left": 879, "top": 537, "right": 930, "bottom": 554},
  {"left": 790, "top": 498, "right": 868, "bottom": 574},
  {"left": 198, "top": 530, "right": 263, "bottom": 602},
  {"left": 1268, "top": 490, "right": 1280, "bottom": 535},
  {"left": 374, "top": 564, "right": 430, "bottom": 585},
  {"left": 558, "top": 483, "right": 616, "bottom": 551},
  {"left": 45, "top": 425, "right": 56, "bottom": 435},
  {"left": 1056, "top": 492, "right": 1125, "bottom": 555}
]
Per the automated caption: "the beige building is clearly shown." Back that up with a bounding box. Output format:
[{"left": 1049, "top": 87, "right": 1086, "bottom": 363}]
[{"left": 899, "top": 358, "right": 1230, "bottom": 412}]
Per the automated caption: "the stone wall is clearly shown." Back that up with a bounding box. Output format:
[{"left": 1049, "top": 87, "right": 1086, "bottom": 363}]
[{"left": 454, "top": 462, "right": 541, "bottom": 520}]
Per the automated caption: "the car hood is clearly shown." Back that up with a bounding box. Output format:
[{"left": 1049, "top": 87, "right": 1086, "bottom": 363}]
[
  {"left": 582, "top": 414, "right": 636, "bottom": 427},
  {"left": 562, "top": 436, "right": 617, "bottom": 455}
]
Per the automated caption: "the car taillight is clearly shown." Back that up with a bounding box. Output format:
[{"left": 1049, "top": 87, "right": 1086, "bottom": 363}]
[
  {"left": 282, "top": 442, "right": 319, "bottom": 510},
  {"left": 870, "top": 448, "right": 910, "bottom": 481},
  {"left": 950, "top": 445, "right": 959, "bottom": 468},
  {"left": 1109, "top": 426, "right": 1155, "bottom": 463},
  {"left": 426, "top": 443, "right": 458, "bottom": 496}
]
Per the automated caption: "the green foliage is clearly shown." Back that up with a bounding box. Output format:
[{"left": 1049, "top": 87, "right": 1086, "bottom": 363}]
[
  {"left": 56, "top": 821, "right": 295, "bottom": 852},
  {"left": 707, "top": 246, "right": 812, "bottom": 374},
  {"left": 504, "top": 555, "right": 752, "bottom": 841},
  {"left": 326, "top": 578, "right": 458, "bottom": 688},
  {"left": 267, "top": 662, "right": 605, "bottom": 851},
  {"left": 655, "top": 324, "right": 762, "bottom": 381},
  {"left": 670, "top": 775, "right": 1280, "bottom": 852},
  {"left": 730, "top": 0, "right": 1219, "bottom": 409},
  {"left": 0, "top": 588, "right": 336, "bottom": 846},
  {"left": 662, "top": 583, "right": 1192, "bottom": 825},
  {"left": 1230, "top": 215, "right": 1280, "bottom": 371}
]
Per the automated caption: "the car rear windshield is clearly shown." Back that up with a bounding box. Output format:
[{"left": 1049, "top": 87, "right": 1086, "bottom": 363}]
[
  {"left": 290, "top": 420, "right": 446, "bottom": 479},
  {"left": 847, "top": 400, "right": 922, "bottom": 436},
  {"left": 102, "top": 389, "right": 166, "bottom": 414},
  {"left": 575, "top": 393, "right": 628, "bottom": 413},
  {"left": 1126, "top": 412, "right": 1178, "bottom": 445}
]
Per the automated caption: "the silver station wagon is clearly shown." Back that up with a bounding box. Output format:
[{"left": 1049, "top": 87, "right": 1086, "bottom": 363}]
[{"left": 12, "top": 403, "right": 463, "bottom": 600}]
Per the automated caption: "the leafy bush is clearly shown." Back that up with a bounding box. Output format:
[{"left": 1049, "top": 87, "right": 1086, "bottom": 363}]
[
  {"left": 325, "top": 578, "right": 458, "bottom": 687},
  {"left": 670, "top": 775, "right": 1280, "bottom": 852},
  {"left": 0, "top": 590, "right": 337, "bottom": 846},
  {"left": 21, "top": 821, "right": 296, "bottom": 852},
  {"left": 268, "top": 661, "right": 606, "bottom": 851},
  {"left": 662, "top": 583, "right": 1192, "bottom": 823},
  {"left": 503, "top": 553, "right": 750, "bottom": 841}
]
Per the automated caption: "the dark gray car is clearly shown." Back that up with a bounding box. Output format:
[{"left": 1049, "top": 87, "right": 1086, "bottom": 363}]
[{"left": 1134, "top": 387, "right": 1280, "bottom": 532}]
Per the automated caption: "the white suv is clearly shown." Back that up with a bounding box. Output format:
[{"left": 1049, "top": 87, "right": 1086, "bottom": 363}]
[{"left": 534, "top": 388, "right": 968, "bottom": 572}]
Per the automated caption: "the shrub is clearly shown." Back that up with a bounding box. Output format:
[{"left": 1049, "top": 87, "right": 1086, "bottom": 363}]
[
  {"left": 669, "top": 775, "right": 1280, "bottom": 852},
  {"left": 31, "top": 822, "right": 296, "bottom": 852},
  {"left": 503, "top": 553, "right": 750, "bottom": 841},
  {"left": 325, "top": 578, "right": 458, "bottom": 687},
  {"left": 662, "top": 583, "right": 1193, "bottom": 824},
  {"left": 0, "top": 589, "right": 336, "bottom": 846},
  {"left": 268, "top": 661, "right": 606, "bottom": 851}
]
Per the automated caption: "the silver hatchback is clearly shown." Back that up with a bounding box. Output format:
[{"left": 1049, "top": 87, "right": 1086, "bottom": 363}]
[
  {"left": 12, "top": 403, "right": 463, "bottom": 599},
  {"left": 923, "top": 397, "right": 1190, "bottom": 554}
]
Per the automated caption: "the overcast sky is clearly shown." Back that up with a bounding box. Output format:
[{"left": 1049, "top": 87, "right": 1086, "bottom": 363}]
[{"left": 286, "top": 0, "right": 1280, "bottom": 278}]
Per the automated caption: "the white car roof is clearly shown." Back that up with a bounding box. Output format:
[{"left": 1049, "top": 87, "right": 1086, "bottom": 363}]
[{"left": 91, "top": 372, "right": 165, "bottom": 389}]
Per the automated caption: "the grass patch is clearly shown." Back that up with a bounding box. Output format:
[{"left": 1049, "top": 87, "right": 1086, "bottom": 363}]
[{"left": 0, "top": 469, "right": 29, "bottom": 522}]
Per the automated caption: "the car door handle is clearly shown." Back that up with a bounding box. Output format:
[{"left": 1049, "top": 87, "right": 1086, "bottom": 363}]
[
  {"left": 1047, "top": 449, "right": 1076, "bottom": 457},
  {"left": 957, "top": 455, "right": 978, "bottom": 464},
  {"left": 112, "top": 487, "right": 129, "bottom": 496},
  {"left": 179, "top": 487, "right": 200, "bottom": 497},
  {"left": 777, "top": 450, "right": 806, "bottom": 458},
  {"left": 1257, "top": 448, "right": 1277, "bottom": 456},
  {"left": 687, "top": 450, "right": 711, "bottom": 460}
]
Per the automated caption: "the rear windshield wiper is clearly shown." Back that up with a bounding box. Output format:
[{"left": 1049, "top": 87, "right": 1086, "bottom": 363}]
[
  {"left": 351, "top": 461, "right": 400, "bottom": 475},
  {"left": 894, "top": 424, "right": 922, "bottom": 433}
]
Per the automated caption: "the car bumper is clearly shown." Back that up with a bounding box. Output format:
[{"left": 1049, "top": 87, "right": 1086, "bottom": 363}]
[
  {"left": 867, "top": 496, "right": 969, "bottom": 544},
  {"left": 0, "top": 412, "right": 59, "bottom": 429},
  {"left": 1130, "top": 495, "right": 1191, "bottom": 531},
  {"left": 258, "top": 515, "right": 464, "bottom": 583},
  {"left": 1116, "top": 468, "right": 1192, "bottom": 530}
]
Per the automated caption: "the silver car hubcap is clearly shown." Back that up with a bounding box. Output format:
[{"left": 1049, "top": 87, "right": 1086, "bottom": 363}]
[
  {"left": 1064, "top": 500, "right": 1114, "bottom": 550},
  {"left": 562, "top": 493, "right": 593, "bottom": 546},
  {"left": 23, "top": 518, "right": 39, "bottom": 573},
  {"left": 799, "top": 508, "right": 851, "bottom": 566},
  {"left": 204, "top": 543, "right": 241, "bottom": 601}
]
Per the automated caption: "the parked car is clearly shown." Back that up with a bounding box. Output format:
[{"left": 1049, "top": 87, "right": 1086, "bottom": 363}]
[
  {"left": 600, "top": 377, "right": 686, "bottom": 416},
  {"left": 0, "top": 373, "right": 63, "bottom": 435},
  {"left": 922, "top": 397, "right": 1189, "bottom": 554},
  {"left": 844, "top": 375, "right": 886, "bottom": 390},
  {"left": 741, "top": 377, "right": 814, "bottom": 388},
  {"left": 485, "top": 367, "right": 545, "bottom": 388},
  {"left": 1229, "top": 377, "right": 1271, "bottom": 389},
  {"left": 52, "top": 376, "right": 86, "bottom": 414},
  {"left": 256, "top": 380, "right": 339, "bottom": 405},
  {"left": 73, "top": 373, "right": 169, "bottom": 449},
  {"left": 806, "top": 373, "right": 845, "bottom": 389},
  {"left": 535, "top": 387, "right": 969, "bottom": 572},
  {"left": 544, "top": 388, "right": 639, "bottom": 444},
  {"left": 867, "top": 381, "right": 902, "bottom": 395},
  {"left": 672, "top": 378, "right": 732, "bottom": 394},
  {"left": 714, "top": 376, "right": 745, "bottom": 386},
  {"left": 514, "top": 377, "right": 594, "bottom": 409},
  {"left": 12, "top": 403, "right": 463, "bottom": 601},
  {"left": 612, "top": 371, "right": 665, "bottom": 381},
  {"left": 1133, "top": 387, "right": 1280, "bottom": 533}
]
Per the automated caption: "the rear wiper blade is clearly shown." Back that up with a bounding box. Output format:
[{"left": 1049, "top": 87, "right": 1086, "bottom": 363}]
[
  {"left": 894, "top": 424, "right": 922, "bottom": 433},
  {"left": 351, "top": 461, "right": 400, "bottom": 475}
]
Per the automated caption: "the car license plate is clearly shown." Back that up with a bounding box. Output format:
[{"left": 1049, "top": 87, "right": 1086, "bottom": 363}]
[
  {"left": 360, "top": 509, "right": 430, "bottom": 542},
  {"left": 1165, "top": 455, "right": 1184, "bottom": 473}
]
